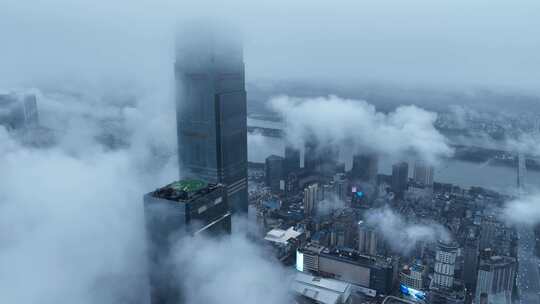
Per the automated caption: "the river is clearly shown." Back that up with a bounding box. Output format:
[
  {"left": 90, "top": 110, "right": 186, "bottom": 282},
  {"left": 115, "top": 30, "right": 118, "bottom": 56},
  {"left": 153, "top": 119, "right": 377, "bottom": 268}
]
[{"left": 247, "top": 119, "right": 540, "bottom": 194}]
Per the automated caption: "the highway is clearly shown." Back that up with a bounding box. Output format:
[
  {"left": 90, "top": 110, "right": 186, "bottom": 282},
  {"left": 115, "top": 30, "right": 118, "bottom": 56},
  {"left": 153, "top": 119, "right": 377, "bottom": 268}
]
[{"left": 517, "top": 226, "right": 540, "bottom": 304}]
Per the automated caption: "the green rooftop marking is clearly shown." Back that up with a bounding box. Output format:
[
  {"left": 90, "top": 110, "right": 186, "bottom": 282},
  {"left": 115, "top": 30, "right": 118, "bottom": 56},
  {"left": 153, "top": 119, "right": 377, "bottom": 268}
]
[{"left": 167, "top": 179, "right": 207, "bottom": 193}]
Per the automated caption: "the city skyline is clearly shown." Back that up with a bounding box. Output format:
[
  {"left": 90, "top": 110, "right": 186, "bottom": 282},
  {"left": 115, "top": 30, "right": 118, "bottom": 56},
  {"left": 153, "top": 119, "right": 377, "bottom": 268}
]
[{"left": 2, "top": 3, "right": 540, "bottom": 304}]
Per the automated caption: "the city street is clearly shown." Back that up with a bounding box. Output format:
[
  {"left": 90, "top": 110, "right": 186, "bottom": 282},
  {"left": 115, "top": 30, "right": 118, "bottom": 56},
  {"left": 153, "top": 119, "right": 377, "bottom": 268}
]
[{"left": 518, "top": 226, "right": 540, "bottom": 304}]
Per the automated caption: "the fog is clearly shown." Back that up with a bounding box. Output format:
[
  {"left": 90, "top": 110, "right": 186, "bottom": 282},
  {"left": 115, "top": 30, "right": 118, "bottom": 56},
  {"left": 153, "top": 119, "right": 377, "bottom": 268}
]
[
  {"left": 0, "top": 88, "right": 292, "bottom": 304},
  {"left": 2, "top": 0, "right": 540, "bottom": 302},
  {"left": 503, "top": 192, "right": 540, "bottom": 227},
  {"left": 2, "top": 0, "right": 540, "bottom": 92},
  {"left": 270, "top": 95, "right": 453, "bottom": 164},
  {"left": 365, "top": 207, "right": 452, "bottom": 255}
]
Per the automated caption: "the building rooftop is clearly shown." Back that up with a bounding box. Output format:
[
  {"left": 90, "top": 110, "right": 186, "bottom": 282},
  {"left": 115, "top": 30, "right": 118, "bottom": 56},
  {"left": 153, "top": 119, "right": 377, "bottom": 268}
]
[
  {"left": 151, "top": 179, "right": 218, "bottom": 202},
  {"left": 291, "top": 272, "right": 352, "bottom": 304},
  {"left": 264, "top": 226, "right": 302, "bottom": 245}
]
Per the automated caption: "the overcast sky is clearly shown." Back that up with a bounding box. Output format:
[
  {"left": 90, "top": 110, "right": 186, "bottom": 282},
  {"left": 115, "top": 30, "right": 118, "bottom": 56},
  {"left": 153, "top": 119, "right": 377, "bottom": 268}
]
[{"left": 1, "top": 0, "right": 540, "bottom": 92}]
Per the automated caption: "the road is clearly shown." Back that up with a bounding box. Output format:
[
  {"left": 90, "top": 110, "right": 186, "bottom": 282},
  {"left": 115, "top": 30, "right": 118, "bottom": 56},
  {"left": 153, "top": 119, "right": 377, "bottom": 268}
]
[{"left": 517, "top": 226, "right": 540, "bottom": 304}]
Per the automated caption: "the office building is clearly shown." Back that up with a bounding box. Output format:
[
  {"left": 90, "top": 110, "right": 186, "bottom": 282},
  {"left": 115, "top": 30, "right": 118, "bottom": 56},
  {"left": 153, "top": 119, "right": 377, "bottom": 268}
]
[
  {"left": 304, "top": 184, "right": 319, "bottom": 216},
  {"left": 399, "top": 262, "right": 426, "bottom": 290},
  {"left": 265, "top": 155, "right": 284, "bottom": 193},
  {"left": 462, "top": 232, "right": 480, "bottom": 291},
  {"left": 284, "top": 146, "right": 301, "bottom": 175},
  {"left": 432, "top": 241, "right": 458, "bottom": 289},
  {"left": 304, "top": 139, "right": 340, "bottom": 177},
  {"left": 475, "top": 256, "right": 516, "bottom": 304},
  {"left": 175, "top": 29, "right": 248, "bottom": 214},
  {"left": 391, "top": 162, "right": 409, "bottom": 199},
  {"left": 479, "top": 217, "right": 498, "bottom": 251},
  {"left": 143, "top": 179, "right": 231, "bottom": 304},
  {"left": 297, "top": 244, "right": 394, "bottom": 295},
  {"left": 358, "top": 220, "right": 378, "bottom": 256},
  {"left": 351, "top": 154, "right": 378, "bottom": 182},
  {"left": 413, "top": 161, "right": 434, "bottom": 187},
  {"left": 333, "top": 173, "right": 347, "bottom": 202}
]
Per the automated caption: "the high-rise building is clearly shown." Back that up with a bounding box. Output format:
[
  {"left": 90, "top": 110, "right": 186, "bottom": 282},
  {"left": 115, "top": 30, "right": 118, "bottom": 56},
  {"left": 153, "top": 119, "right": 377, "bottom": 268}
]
[
  {"left": 462, "top": 231, "right": 480, "bottom": 291},
  {"left": 143, "top": 179, "right": 231, "bottom": 304},
  {"left": 413, "top": 161, "right": 434, "bottom": 187},
  {"left": 391, "top": 162, "right": 409, "bottom": 199},
  {"left": 265, "top": 155, "right": 284, "bottom": 193},
  {"left": 284, "top": 146, "right": 301, "bottom": 176},
  {"left": 432, "top": 241, "right": 458, "bottom": 289},
  {"left": 358, "top": 220, "right": 378, "bottom": 256},
  {"left": 175, "top": 29, "right": 248, "bottom": 214},
  {"left": 0, "top": 93, "right": 39, "bottom": 131},
  {"left": 399, "top": 262, "right": 426, "bottom": 290},
  {"left": 304, "top": 184, "right": 319, "bottom": 217},
  {"left": 479, "top": 217, "right": 498, "bottom": 251},
  {"left": 334, "top": 173, "right": 347, "bottom": 202},
  {"left": 304, "top": 139, "right": 340, "bottom": 177},
  {"left": 475, "top": 256, "right": 516, "bottom": 304},
  {"left": 351, "top": 154, "right": 378, "bottom": 182}
]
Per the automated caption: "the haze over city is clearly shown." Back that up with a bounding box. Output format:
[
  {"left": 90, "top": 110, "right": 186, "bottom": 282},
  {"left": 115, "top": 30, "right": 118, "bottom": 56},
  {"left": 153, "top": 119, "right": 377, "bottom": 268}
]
[{"left": 1, "top": 1, "right": 540, "bottom": 304}]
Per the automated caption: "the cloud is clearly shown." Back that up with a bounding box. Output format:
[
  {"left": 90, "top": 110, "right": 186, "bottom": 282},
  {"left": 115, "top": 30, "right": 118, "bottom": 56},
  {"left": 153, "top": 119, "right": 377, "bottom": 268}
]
[
  {"left": 269, "top": 95, "right": 453, "bottom": 164},
  {"left": 247, "top": 131, "right": 284, "bottom": 163},
  {"left": 2, "top": 0, "right": 540, "bottom": 91},
  {"left": 506, "top": 133, "right": 540, "bottom": 156},
  {"left": 172, "top": 221, "right": 293, "bottom": 304},
  {"left": 365, "top": 207, "right": 451, "bottom": 254},
  {"left": 0, "top": 87, "right": 292, "bottom": 304},
  {"left": 502, "top": 192, "right": 540, "bottom": 226}
]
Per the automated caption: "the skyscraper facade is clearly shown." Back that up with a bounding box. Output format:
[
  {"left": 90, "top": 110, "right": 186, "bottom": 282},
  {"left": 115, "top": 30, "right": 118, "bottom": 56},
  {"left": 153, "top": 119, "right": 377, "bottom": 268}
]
[
  {"left": 358, "top": 220, "right": 378, "bottom": 256},
  {"left": 304, "top": 184, "right": 319, "bottom": 217},
  {"left": 284, "top": 146, "right": 301, "bottom": 176},
  {"left": 475, "top": 256, "right": 516, "bottom": 304},
  {"left": 413, "top": 161, "right": 434, "bottom": 187},
  {"left": 143, "top": 179, "right": 231, "bottom": 304},
  {"left": 432, "top": 241, "right": 458, "bottom": 289},
  {"left": 462, "top": 232, "right": 480, "bottom": 291},
  {"left": 352, "top": 154, "right": 378, "bottom": 182},
  {"left": 175, "top": 30, "right": 248, "bottom": 214},
  {"left": 391, "top": 162, "right": 409, "bottom": 199},
  {"left": 265, "top": 155, "right": 284, "bottom": 193}
]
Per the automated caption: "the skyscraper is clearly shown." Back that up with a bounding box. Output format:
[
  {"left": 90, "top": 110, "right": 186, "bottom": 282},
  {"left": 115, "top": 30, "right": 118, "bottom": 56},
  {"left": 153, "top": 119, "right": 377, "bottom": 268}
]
[
  {"left": 432, "top": 241, "right": 458, "bottom": 289},
  {"left": 304, "top": 184, "right": 319, "bottom": 217},
  {"left": 475, "top": 256, "right": 516, "bottom": 304},
  {"left": 413, "top": 161, "right": 434, "bottom": 186},
  {"left": 143, "top": 179, "right": 231, "bottom": 304},
  {"left": 391, "top": 162, "right": 409, "bottom": 199},
  {"left": 351, "top": 154, "right": 378, "bottom": 182},
  {"left": 265, "top": 155, "right": 284, "bottom": 193},
  {"left": 333, "top": 173, "right": 347, "bottom": 202},
  {"left": 462, "top": 231, "right": 480, "bottom": 291},
  {"left": 284, "top": 146, "right": 301, "bottom": 176},
  {"left": 358, "top": 220, "right": 378, "bottom": 256},
  {"left": 175, "top": 29, "right": 248, "bottom": 214}
]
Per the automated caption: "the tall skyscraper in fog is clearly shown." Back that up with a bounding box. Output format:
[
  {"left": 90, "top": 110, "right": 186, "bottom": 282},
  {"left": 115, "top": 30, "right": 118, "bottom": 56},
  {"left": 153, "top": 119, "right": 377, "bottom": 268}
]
[
  {"left": 351, "top": 154, "right": 378, "bottom": 182},
  {"left": 175, "top": 28, "right": 248, "bottom": 214},
  {"left": 144, "top": 180, "right": 231, "bottom": 304},
  {"left": 413, "top": 161, "right": 434, "bottom": 187},
  {"left": 391, "top": 161, "right": 409, "bottom": 199}
]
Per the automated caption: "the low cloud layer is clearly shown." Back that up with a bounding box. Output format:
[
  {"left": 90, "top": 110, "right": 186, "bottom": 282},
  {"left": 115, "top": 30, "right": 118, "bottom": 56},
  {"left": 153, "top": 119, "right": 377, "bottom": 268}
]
[
  {"left": 0, "top": 89, "right": 288, "bottom": 304},
  {"left": 365, "top": 207, "right": 451, "bottom": 254},
  {"left": 502, "top": 192, "right": 540, "bottom": 227},
  {"left": 270, "top": 95, "right": 453, "bottom": 164},
  {"left": 173, "top": 226, "right": 293, "bottom": 304}
]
